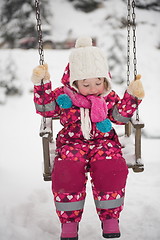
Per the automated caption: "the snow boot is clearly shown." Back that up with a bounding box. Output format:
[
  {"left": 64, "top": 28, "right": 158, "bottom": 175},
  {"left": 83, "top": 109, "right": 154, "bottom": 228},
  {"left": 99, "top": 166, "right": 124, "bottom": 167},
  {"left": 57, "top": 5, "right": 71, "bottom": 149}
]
[
  {"left": 61, "top": 222, "right": 79, "bottom": 240},
  {"left": 102, "top": 219, "right": 120, "bottom": 238}
]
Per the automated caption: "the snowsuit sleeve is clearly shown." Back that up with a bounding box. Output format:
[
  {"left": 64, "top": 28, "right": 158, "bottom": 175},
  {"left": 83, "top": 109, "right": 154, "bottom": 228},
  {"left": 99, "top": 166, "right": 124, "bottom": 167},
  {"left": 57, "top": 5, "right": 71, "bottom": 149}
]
[
  {"left": 106, "top": 90, "right": 142, "bottom": 125},
  {"left": 33, "top": 81, "right": 63, "bottom": 118}
]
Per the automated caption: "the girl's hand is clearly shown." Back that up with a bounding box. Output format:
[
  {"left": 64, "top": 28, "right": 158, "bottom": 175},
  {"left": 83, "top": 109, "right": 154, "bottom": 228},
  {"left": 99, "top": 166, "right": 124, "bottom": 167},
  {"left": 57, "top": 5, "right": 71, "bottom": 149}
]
[
  {"left": 31, "top": 63, "right": 50, "bottom": 84},
  {"left": 127, "top": 75, "right": 145, "bottom": 99}
]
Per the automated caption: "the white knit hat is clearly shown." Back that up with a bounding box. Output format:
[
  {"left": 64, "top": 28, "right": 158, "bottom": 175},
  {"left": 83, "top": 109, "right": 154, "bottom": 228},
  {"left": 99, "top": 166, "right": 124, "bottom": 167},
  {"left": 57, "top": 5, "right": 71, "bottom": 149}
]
[{"left": 69, "top": 36, "right": 111, "bottom": 89}]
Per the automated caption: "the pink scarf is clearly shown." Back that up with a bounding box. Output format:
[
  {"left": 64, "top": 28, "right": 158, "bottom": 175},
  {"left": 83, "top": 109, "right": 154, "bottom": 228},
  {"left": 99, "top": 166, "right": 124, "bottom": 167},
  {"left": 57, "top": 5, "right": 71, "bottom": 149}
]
[{"left": 64, "top": 86, "right": 108, "bottom": 123}]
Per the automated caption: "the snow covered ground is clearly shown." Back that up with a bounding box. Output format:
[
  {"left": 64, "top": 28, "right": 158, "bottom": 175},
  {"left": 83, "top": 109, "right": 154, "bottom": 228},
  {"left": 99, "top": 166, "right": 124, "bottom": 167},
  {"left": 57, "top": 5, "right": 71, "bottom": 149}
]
[
  {"left": 0, "top": 49, "right": 160, "bottom": 240},
  {"left": 0, "top": 0, "right": 160, "bottom": 239}
]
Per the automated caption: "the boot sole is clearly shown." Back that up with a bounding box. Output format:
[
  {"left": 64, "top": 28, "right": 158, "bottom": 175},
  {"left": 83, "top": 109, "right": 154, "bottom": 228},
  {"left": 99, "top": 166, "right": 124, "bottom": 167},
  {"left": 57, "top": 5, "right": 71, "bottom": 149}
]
[
  {"left": 61, "top": 237, "right": 78, "bottom": 240},
  {"left": 103, "top": 232, "right": 121, "bottom": 238}
]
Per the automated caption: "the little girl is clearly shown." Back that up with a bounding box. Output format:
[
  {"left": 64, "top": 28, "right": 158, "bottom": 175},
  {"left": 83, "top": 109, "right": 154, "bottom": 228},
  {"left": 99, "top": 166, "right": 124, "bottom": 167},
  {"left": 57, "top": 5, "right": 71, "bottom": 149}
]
[{"left": 32, "top": 37, "right": 144, "bottom": 240}]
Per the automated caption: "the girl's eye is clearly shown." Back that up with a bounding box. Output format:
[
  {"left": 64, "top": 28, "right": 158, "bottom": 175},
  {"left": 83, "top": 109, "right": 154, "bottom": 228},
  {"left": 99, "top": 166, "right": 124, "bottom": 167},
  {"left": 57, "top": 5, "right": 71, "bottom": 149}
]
[
  {"left": 83, "top": 84, "right": 89, "bottom": 87},
  {"left": 96, "top": 82, "right": 102, "bottom": 86}
]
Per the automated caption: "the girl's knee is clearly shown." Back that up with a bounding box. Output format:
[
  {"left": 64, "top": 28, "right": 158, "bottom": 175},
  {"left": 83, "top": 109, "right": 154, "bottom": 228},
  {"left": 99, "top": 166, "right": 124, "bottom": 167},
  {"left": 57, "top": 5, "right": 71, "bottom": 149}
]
[
  {"left": 90, "top": 158, "right": 128, "bottom": 192},
  {"left": 52, "top": 159, "right": 86, "bottom": 193}
]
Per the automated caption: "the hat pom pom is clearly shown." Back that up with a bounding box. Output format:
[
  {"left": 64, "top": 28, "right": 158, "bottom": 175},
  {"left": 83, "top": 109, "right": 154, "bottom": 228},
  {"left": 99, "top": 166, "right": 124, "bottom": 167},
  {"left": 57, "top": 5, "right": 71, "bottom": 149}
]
[{"left": 75, "top": 37, "right": 92, "bottom": 48}]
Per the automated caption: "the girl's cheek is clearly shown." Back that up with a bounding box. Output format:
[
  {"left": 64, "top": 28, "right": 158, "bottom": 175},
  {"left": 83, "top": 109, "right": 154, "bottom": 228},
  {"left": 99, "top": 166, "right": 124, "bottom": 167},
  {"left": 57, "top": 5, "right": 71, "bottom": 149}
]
[
  {"left": 98, "top": 86, "right": 105, "bottom": 94},
  {"left": 78, "top": 88, "right": 88, "bottom": 96}
]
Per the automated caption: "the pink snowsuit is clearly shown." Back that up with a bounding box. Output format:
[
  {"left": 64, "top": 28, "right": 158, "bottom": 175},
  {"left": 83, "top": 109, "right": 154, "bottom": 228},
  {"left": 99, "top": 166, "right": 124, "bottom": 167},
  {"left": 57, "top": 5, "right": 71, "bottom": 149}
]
[{"left": 34, "top": 64, "right": 141, "bottom": 223}]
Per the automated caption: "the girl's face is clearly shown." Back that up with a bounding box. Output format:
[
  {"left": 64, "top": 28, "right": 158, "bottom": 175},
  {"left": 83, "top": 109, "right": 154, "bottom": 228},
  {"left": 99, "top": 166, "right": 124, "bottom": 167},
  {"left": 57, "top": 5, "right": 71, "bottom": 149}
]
[{"left": 76, "top": 77, "right": 105, "bottom": 96}]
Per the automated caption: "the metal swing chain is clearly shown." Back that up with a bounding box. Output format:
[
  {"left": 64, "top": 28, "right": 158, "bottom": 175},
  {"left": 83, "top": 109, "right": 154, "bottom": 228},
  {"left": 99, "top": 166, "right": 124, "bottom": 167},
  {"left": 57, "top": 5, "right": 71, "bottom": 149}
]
[
  {"left": 132, "top": 0, "right": 139, "bottom": 121},
  {"left": 35, "top": 0, "right": 46, "bottom": 129},
  {"left": 132, "top": 0, "right": 137, "bottom": 80},
  {"left": 35, "top": 0, "right": 44, "bottom": 65},
  {"left": 127, "top": 0, "right": 139, "bottom": 121},
  {"left": 127, "top": 0, "right": 131, "bottom": 86}
]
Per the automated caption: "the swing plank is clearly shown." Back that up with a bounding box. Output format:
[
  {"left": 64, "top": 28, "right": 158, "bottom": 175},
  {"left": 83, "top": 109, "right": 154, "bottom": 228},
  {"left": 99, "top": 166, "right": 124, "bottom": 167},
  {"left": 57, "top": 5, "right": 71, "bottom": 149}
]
[
  {"left": 125, "top": 120, "right": 144, "bottom": 172},
  {"left": 132, "top": 122, "right": 145, "bottom": 172},
  {"left": 40, "top": 118, "right": 53, "bottom": 181},
  {"left": 42, "top": 137, "right": 52, "bottom": 181}
]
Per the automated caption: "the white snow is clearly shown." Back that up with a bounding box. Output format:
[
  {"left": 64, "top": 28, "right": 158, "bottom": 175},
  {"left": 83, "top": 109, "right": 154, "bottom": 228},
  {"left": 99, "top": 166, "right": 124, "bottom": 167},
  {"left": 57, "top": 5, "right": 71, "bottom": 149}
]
[{"left": 0, "top": 1, "right": 160, "bottom": 239}]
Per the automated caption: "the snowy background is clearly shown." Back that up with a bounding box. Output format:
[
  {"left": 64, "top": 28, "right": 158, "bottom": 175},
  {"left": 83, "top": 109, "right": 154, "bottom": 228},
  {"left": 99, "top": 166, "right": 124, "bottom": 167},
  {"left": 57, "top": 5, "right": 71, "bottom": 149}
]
[{"left": 0, "top": 0, "right": 160, "bottom": 239}]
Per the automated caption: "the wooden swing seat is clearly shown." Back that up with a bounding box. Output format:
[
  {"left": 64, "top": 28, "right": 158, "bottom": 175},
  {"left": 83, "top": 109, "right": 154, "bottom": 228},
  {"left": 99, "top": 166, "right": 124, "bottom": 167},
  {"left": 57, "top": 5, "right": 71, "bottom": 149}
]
[{"left": 39, "top": 117, "right": 144, "bottom": 181}]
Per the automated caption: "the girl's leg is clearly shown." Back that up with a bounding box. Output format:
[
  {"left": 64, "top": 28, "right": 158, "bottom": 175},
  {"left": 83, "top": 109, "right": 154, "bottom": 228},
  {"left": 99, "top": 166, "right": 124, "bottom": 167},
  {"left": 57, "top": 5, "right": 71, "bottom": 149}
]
[
  {"left": 89, "top": 142, "right": 128, "bottom": 221},
  {"left": 51, "top": 143, "right": 88, "bottom": 223}
]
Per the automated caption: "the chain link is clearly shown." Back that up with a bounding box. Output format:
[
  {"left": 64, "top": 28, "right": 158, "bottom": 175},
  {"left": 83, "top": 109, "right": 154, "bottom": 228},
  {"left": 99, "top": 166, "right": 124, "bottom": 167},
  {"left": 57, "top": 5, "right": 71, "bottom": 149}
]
[
  {"left": 35, "top": 0, "right": 44, "bottom": 65},
  {"left": 127, "top": 0, "right": 139, "bottom": 121},
  {"left": 132, "top": 0, "right": 137, "bottom": 80},
  {"left": 132, "top": 0, "right": 139, "bottom": 121},
  {"left": 136, "top": 99, "right": 139, "bottom": 121},
  {"left": 35, "top": 0, "right": 46, "bottom": 128},
  {"left": 127, "top": 0, "right": 131, "bottom": 86},
  {"left": 127, "top": 0, "right": 138, "bottom": 82}
]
